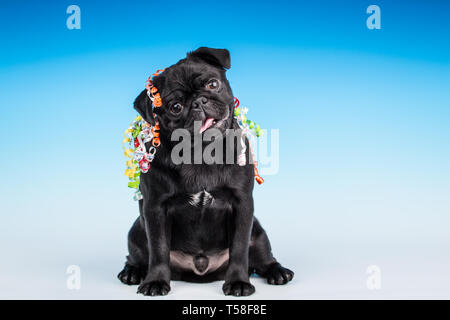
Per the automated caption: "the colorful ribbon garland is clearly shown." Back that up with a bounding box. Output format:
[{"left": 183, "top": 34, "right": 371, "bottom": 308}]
[
  {"left": 123, "top": 69, "right": 164, "bottom": 200},
  {"left": 233, "top": 98, "right": 264, "bottom": 185}
]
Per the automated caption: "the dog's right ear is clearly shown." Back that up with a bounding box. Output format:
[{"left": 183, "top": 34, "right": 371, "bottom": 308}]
[
  {"left": 133, "top": 90, "right": 155, "bottom": 125},
  {"left": 188, "top": 47, "right": 231, "bottom": 70}
]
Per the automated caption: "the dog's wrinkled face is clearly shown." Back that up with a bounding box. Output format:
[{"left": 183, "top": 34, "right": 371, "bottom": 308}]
[{"left": 134, "top": 47, "right": 234, "bottom": 138}]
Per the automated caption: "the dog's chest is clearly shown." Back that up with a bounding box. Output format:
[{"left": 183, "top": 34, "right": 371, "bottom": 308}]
[
  {"left": 179, "top": 164, "right": 230, "bottom": 191},
  {"left": 178, "top": 166, "right": 228, "bottom": 208},
  {"left": 188, "top": 189, "right": 214, "bottom": 208},
  {"left": 164, "top": 164, "right": 236, "bottom": 216}
]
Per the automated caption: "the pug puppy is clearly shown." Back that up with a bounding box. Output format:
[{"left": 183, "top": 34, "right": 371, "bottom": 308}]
[{"left": 118, "top": 47, "right": 293, "bottom": 296}]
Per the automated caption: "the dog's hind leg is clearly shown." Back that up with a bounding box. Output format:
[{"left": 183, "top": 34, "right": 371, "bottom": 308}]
[
  {"left": 249, "top": 218, "right": 294, "bottom": 285},
  {"left": 118, "top": 204, "right": 149, "bottom": 285}
]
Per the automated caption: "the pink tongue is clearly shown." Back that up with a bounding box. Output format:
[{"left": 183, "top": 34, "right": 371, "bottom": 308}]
[{"left": 199, "top": 118, "right": 215, "bottom": 133}]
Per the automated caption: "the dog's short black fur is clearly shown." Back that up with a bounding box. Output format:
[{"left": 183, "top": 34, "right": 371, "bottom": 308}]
[{"left": 118, "top": 47, "right": 293, "bottom": 296}]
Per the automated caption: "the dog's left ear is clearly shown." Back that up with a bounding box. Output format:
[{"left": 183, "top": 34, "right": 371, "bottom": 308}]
[
  {"left": 133, "top": 89, "right": 155, "bottom": 125},
  {"left": 188, "top": 47, "right": 231, "bottom": 70}
]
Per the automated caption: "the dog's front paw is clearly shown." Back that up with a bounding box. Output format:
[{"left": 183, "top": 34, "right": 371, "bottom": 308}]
[
  {"left": 137, "top": 280, "right": 170, "bottom": 296},
  {"left": 264, "top": 262, "right": 294, "bottom": 285},
  {"left": 117, "top": 264, "right": 143, "bottom": 285},
  {"left": 223, "top": 281, "right": 255, "bottom": 297}
]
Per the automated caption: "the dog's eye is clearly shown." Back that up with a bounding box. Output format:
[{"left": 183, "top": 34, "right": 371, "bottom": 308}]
[
  {"left": 170, "top": 103, "right": 183, "bottom": 114},
  {"left": 206, "top": 79, "right": 219, "bottom": 90}
]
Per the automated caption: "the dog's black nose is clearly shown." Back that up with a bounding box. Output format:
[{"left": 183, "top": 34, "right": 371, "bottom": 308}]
[{"left": 192, "top": 96, "right": 208, "bottom": 110}]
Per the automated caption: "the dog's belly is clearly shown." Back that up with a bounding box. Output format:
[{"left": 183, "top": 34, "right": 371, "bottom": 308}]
[{"left": 170, "top": 249, "right": 229, "bottom": 275}]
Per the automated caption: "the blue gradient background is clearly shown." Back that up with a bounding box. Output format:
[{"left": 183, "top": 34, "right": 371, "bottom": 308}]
[{"left": 0, "top": 0, "right": 449, "bottom": 299}]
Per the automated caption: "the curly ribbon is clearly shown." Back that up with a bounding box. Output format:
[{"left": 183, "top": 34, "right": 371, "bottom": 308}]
[
  {"left": 234, "top": 101, "right": 264, "bottom": 184},
  {"left": 234, "top": 106, "right": 262, "bottom": 137},
  {"left": 122, "top": 69, "right": 166, "bottom": 200}
]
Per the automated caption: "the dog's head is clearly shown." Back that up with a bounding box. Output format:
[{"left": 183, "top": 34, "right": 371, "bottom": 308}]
[{"left": 134, "top": 47, "right": 234, "bottom": 138}]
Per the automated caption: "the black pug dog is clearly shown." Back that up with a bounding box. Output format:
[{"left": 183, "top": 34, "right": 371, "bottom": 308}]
[{"left": 118, "top": 47, "right": 293, "bottom": 296}]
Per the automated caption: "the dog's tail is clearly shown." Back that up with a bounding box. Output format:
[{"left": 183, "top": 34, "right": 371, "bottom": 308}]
[{"left": 193, "top": 254, "right": 209, "bottom": 275}]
